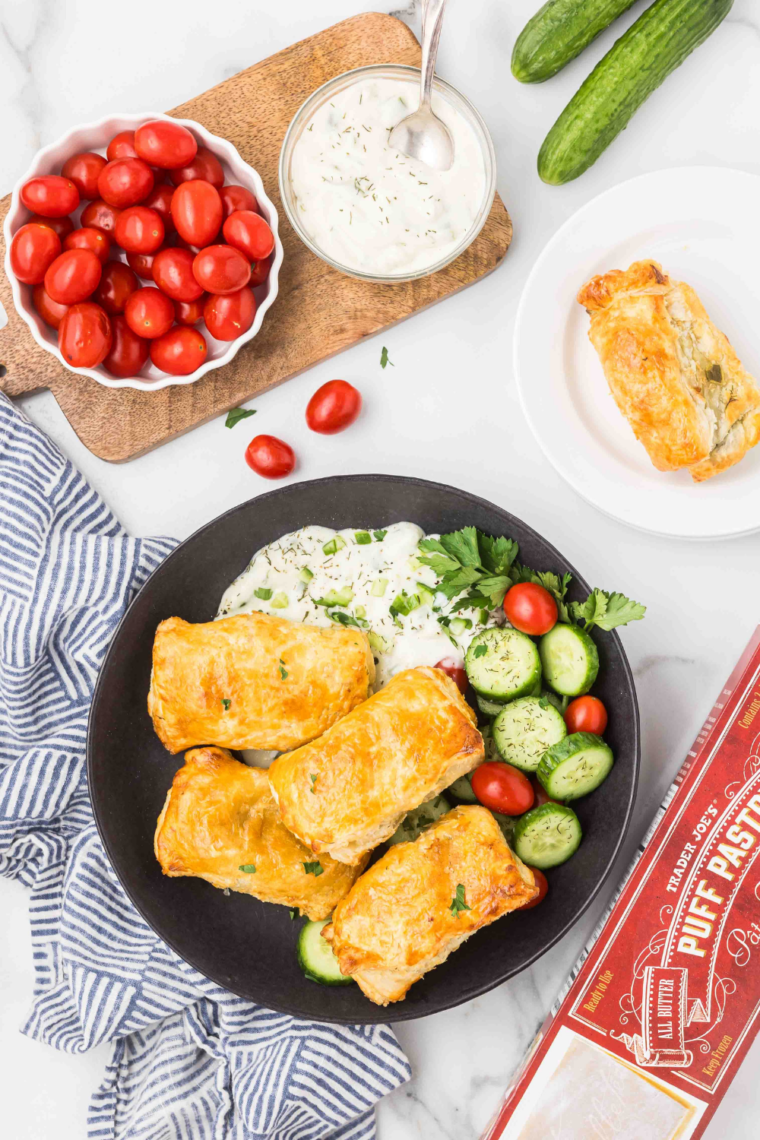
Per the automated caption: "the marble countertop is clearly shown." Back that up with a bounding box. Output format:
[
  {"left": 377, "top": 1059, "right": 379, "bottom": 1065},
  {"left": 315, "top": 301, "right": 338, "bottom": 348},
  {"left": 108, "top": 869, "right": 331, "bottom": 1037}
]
[{"left": 2, "top": 0, "right": 760, "bottom": 1136}]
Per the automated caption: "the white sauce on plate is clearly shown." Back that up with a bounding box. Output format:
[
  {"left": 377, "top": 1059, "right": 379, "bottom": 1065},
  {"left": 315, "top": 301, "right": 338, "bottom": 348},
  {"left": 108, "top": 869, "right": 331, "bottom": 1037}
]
[{"left": 288, "top": 77, "right": 488, "bottom": 277}]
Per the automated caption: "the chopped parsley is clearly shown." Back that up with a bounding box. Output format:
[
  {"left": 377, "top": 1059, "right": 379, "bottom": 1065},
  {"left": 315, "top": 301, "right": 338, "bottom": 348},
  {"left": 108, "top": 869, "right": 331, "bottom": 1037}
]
[
  {"left": 328, "top": 609, "right": 366, "bottom": 629},
  {"left": 221, "top": 698, "right": 231, "bottom": 711},
  {"left": 303, "top": 861, "right": 324, "bottom": 877},
  {"left": 279, "top": 658, "right": 288, "bottom": 680},
  {"left": 450, "top": 883, "right": 470, "bottom": 918},
  {"left": 473, "top": 644, "right": 487, "bottom": 659},
  {"left": 224, "top": 407, "right": 256, "bottom": 429},
  {"left": 310, "top": 773, "right": 318, "bottom": 793},
  {"left": 239, "top": 864, "right": 257, "bottom": 873},
  {"left": 373, "top": 529, "right": 387, "bottom": 542},
  {"left": 254, "top": 587, "right": 273, "bottom": 600},
  {"left": 380, "top": 346, "right": 394, "bottom": 369}
]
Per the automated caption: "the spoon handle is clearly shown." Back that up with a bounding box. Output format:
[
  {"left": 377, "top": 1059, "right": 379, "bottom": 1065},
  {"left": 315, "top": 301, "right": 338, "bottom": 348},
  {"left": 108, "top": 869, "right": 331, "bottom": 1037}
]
[{"left": 419, "top": 0, "right": 447, "bottom": 111}]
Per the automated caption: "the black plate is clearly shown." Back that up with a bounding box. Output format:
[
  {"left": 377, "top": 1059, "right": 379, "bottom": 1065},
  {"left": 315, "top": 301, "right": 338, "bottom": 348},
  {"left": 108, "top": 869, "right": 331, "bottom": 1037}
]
[{"left": 87, "top": 475, "right": 639, "bottom": 1023}]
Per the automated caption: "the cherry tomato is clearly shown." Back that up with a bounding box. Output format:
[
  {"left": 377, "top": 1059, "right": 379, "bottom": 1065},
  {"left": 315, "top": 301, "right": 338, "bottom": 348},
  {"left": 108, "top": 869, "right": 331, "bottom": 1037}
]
[
  {"left": 32, "top": 284, "right": 69, "bottom": 330},
  {"left": 173, "top": 295, "right": 206, "bottom": 325},
  {"left": 63, "top": 227, "right": 111, "bottom": 265},
  {"left": 564, "top": 695, "right": 608, "bottom": 736},
  {"left": 61, "top": 152, "right": 107, "bottom": 199},
  {"left": 149, "top": 325, "right": 207, "bottom": 375},
  {"left": 219, "top": 184, "right": 258, "bottom": 218},
  {"left": 530, "top": 775, "right": 560, "bottom": 808},
  {"left": 306, "top": 379, "right": 362, "bottom": 434},
  {"left": 141, "top": 183, "right": 175, "bottom": 231},
  {"left": 503, "top": 582, "right": 558, "bottom": 636},
  {"left": 193, "top": 244, "right": 250, "bottom": 294},
  {"left": 203, "top": 288, "right": 256, "bottom": 340},
  {"left": 103, "top": 314, "right": 150, "bottom": 378},
  {"left": 126, "top": 249, "right": 161, "bottom": 281},
  {"left": 169, "top": 146, "right": 224, "bottom": 188},
  {"left": 44, "top": 249, "right": 102, "bottom": 305},
  {"left": 223, "top": 210, "right": 274, "bottom": 261},
  {"left": 81, "top": 199, "right": 122, "bottom": 237},
  {"left": 58, "top": 302, "right": 112, "bottom": 368},
  {"left": 245, "top": 435, "right": 295, "bottom": 479},
  {"left": 433, "top": 657, "right": 468, "bottom": 695},
  {"left": 94, "top": 261, "right": 138, "bottom": 315},
  {"left": 471, "top": 762, "right": 535, "bottom": 816},
  {"left": 152, "top": 247, "right": 203, "bottom": 302},
  {"left": 98, "top": 159, "right": 154, "bottom": 208},
  {"left": 171, "top": 180, "right": 223, "bottom": 247},
  {"left": 249, "top": 254, "right": 273, "bottom": 288},
  {"left": 114, "top": 206, "right": 165, "bottom": 254},
  {"left": 10, "top": 223, "right": 61, "bottom": 285},
  {"left": 107, "top": 131, "right": 138, "bottom": 161},
  {"left": 27, "top": 214, "right": 74, "bottom": 240},
  {"left": 20, "top": 175, "right": 79, "bottom": 218},
  {"left": 124, "top": 286, "right": 175, "bottom": 339},
  {"left": 520, "top": 868, "right": 549, "bottom": 910},
  {"left": 134, "top": 121, "right": 197, "bottom": 169}
]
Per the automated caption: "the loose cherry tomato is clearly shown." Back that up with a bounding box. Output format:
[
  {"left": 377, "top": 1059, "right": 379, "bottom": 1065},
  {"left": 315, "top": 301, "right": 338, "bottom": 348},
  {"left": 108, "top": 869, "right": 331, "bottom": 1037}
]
[
  {"left": 193, "top": 244, "right": 250, "bottom": 294},
  {"left": 471, "top": 762, "right": 535, "bottom": 816},
  {"left": 169, "top": 146, "right": 224, "bottom": 188},
  {"left": 149, "top": 325, "right": 207, "bottom": 374},
  {"left": 124, "top": 287, "right": 175, "bottom": 338},
  {"left": 32, "top": 284, "right": 69, "bottom": 330},
  {"left": 126, "top": 249, "right": 161, "bottom": 281},
  {"left": 245, "top": 435, "right": 295, "bottom": 479},
  {"left": 27, "top": 214, "right": 74, "bottom": 240},
  {"left": 171, "top": 180, "right": 222, "bottom": 247},
  {"left": 141, "top": 183, "right": 175, "bottom": 231},
  {"left": 107, "top": 131, "right": 138, "bottom": 161},
  {"left": 219, "top": 184, "right": 258, "bottom": 218},
  {"left": 249, "top": 254, "right": 273, "bottom": 288},
  {"left": 520, "top": 868, "right": 549, "bottom": 910},
  {"left": 44, "top": 248, "right": 102, "bottom": 305},
  {"left": 63, "top": 227, "right": 111, "bottom": 265},
  {"left": 103, "top": 314, "right": 150, "bottom": 378},
  {"left": 203, "top": 288, "right": 256, "bottom": 340},
  {"left": 61, "top": 152, "right": 107, "bottom": 199},
  {"left": 564, "top": 695, "right": 608, "bottom": 736},
  {"left": 434, "top": 657, "right": 468, "bottom": 695},
  {"left": 152, "top": 247, "right": 203, "bottom": 302},
  {"left": 94, "top": 261, "right": 138, "bottom": 315},
  {"left": 173, "top": 295, "right": 206, "bottom": 325},
  {"left": 81, "top": 199, "right": 122, "bottom": 237},
  {"left": 58, "top": 302, "right": 112, "bottom": 368},
  {"left": 10, "top": 223, "right": 61, "bottom": 284},
  {"left": 134, "top": 121, "right": 197, "bottom": 169},
  {"left": 530, "top": 775, "right": 560, "bottom": 808},
  {"left": 114, "top": 207, "right": 165, "bottom": 254},
  {"left": 20, "top": 176, "right": 79, "bottom": 218},
  {"left": 503, "top": 582, "right": 558, "bottom": 636},
  {"left": 223, "top": 210, "right": 274, "bottom": 261},
  {"left": 306, "top": 379, "right": 362, "bottom": 434},
  {"left": 98, "top": 159, "right": 154, "bottom": 208}
]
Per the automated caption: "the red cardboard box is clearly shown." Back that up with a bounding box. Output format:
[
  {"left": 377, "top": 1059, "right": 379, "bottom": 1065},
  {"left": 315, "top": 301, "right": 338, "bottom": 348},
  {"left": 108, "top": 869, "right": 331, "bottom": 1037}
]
[{"left": 484, "top": 628, "right": 760, "bottom": 1140}]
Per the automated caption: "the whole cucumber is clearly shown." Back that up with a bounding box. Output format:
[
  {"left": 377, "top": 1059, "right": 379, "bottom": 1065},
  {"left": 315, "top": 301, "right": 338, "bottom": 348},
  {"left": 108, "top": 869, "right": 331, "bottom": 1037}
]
[
  {"left": 512, "top": 0, "right": 640, "bottom": 83},
  {"left": 538, "top": 0, "right": 734, "bottom": 185}
]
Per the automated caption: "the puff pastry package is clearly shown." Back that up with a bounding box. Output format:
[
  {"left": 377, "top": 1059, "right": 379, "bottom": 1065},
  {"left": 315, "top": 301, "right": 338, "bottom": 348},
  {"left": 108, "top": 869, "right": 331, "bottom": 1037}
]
[
  {"left": 322, "top": 806, "right": 537, "bottom": 1004},
  {"left": 268, "top": 666, "right": 484, "bottom": 865},
  {"left": 154, "top": 747, "right": 366, "bottom": 921},
  {"left": 147, "top": 611, "right": 375, "bottom": 753},
  {"left": 578, "top": 259, "right": 760, "bottom": 481}
]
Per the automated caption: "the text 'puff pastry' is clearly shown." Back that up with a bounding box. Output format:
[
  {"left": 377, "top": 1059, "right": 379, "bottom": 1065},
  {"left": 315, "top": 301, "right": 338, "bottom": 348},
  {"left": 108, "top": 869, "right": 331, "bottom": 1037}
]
[
  {"left": 154, "top": 747, "right": 366, "bottom": 921},
  {"left": 268, "top": 666, "right": 484, "bottom": 865},
  {"left": 322, "top": 805, "right": 538, "bottom": 1004},
  {"left": 147, "top": 611, "right": 375, "bottom": 754},
  {"left": 577, "top": 259, "right": 760, "bottom": 482}
]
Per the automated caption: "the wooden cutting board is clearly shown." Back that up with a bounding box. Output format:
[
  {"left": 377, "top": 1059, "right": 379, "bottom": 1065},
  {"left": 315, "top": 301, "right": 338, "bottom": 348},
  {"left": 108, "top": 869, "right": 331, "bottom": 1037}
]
[{"left": 0, "top": 12, "right": 512, "bottom": 462}]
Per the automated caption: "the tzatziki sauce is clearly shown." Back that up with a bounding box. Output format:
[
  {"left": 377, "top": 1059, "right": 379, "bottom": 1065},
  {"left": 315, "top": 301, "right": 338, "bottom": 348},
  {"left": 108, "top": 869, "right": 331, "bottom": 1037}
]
[{"left": 288, "top": 76, "right": 488, "bottom": 277}]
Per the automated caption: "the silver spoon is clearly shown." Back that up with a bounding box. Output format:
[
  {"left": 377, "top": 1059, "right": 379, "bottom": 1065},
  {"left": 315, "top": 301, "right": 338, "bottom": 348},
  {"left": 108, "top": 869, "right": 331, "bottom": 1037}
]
[{"left": 388, "top": 0, "right": 454, "bottom": 172}]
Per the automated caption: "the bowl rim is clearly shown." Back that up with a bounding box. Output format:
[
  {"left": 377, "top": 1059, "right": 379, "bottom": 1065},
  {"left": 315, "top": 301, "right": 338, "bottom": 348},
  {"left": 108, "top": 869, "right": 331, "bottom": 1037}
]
[
  {"left": 278, "top": 64, "right": 497, "bottom": 285},
  {"left": 3, "top": 111, "right": 284, "bottom": 392}
]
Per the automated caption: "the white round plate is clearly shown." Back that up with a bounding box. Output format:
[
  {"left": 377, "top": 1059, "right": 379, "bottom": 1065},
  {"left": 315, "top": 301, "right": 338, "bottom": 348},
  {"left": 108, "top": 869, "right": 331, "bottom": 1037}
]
[{"left": 514, "top": 167, "right": 760, "bottom": 540}]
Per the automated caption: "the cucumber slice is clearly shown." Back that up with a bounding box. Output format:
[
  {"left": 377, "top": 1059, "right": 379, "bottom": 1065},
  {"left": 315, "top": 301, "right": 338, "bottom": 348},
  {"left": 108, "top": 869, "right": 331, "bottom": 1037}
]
[
  {"left": 539, "top": 623, "right": 599, "bottom": 696},
  {"left": 447, "top": 774, "right": 478, "bottom": 803},
  {"left": 387, "top": 794, "right": 451, "bottom": 845},
  {"left": 465, "top": 628, "right": 541, "bottom": 702},
  {"left": 538, "top": 732, "right": 613, "bottom": 801},
  {"left": 492, "top": 697, "right": 567, "bottom": 773},
  {"left": 297, "top": 919, "right": 352, "bottom": 985},
  {"left": 476, "top": 693, "right": 506, "bottom": 718},
  {"left": 513, "top": 803, "right": 582, "bottom": 869}
]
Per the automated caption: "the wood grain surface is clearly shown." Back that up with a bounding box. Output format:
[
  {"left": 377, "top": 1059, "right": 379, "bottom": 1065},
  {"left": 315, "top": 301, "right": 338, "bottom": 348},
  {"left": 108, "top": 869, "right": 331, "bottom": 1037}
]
[{"left": 0, "top": 12, "right": 512, "bottom": 462}]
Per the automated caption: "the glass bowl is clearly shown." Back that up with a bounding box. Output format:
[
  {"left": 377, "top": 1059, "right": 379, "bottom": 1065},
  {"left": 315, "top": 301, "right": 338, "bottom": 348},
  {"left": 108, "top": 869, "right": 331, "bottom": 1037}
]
[{"left": 279, "top": 65, "right": 497, "bottom": 285}]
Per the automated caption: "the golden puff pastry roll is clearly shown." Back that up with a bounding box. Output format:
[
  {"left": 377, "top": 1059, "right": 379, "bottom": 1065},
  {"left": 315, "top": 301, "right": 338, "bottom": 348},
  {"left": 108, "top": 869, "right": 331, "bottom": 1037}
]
[
  {"left": 147, "top": 611, "right": 375, "bottom": 754},
  {"left": 269, "top": 665, "right": 484, "bottom": 865},
  {"left": 578, "top": 259, "right": 760, "bottom": 482},
  {"left": 154, "top": 747, "right": 366, "bottom": 921},
  {"left": 322, "top": 805, "right": 537, "bottom": 1004}
]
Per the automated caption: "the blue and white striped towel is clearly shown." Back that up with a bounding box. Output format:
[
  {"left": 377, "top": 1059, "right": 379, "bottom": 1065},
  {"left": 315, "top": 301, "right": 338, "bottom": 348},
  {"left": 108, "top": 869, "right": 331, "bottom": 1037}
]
[{"left": 0, "top": 392, "right": 411, "bottom": 1139}]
